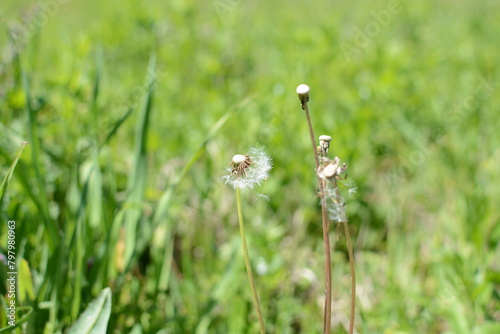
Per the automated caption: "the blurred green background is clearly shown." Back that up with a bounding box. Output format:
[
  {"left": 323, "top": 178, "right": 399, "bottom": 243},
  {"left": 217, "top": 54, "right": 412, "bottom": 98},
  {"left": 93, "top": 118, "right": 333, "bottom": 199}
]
[{"left": 1, "top": 0, "right": 499, "bottom": 333}]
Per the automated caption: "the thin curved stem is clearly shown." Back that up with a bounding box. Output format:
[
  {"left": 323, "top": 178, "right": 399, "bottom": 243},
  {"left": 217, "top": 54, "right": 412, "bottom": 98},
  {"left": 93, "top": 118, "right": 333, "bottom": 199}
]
[
  {"left": 302, "top": 99, "right": 332, "bottom": 334},
  {"left": 236, "top": 188, "right": 266, "bottom": 334},
  {"left": 342, "top": 220, "right": 356, "bottom": 334}
]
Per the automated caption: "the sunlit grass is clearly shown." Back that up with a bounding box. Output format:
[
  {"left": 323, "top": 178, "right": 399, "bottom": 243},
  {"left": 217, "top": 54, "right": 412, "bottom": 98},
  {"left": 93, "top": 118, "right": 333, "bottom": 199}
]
[{"left": 1, "top": 0, "right": 499, "bottom": 333}]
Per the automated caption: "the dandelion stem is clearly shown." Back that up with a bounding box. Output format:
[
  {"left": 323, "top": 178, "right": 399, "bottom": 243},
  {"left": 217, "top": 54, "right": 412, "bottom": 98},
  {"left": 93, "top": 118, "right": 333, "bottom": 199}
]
[
  {"left": 302, "top": 101, "right": 320, "bottom": 168},
  {"left": 236, "top": 188, "right": 266, "bottom": 334},
  {"left": 302, "top": 99, "right": 332, "bottom": 334},
  {"left": 342, "top": 220, "right": 356, "bottom": 334}
]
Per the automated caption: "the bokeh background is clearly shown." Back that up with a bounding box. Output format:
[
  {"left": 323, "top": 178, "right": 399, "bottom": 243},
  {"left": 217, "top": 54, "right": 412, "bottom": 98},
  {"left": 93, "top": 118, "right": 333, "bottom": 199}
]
[{"left": 1, "top": 0, "right": 499, "bottom": 333}]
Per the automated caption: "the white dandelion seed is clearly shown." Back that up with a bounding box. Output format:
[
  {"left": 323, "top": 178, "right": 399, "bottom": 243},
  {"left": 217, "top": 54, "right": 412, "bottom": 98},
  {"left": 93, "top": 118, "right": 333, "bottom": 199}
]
[
  {"left": 324, "top": 184, "right": 347, "bottom": 223},
  {"left": 256, "top": 193, "right": 271, "bottom": 202}
]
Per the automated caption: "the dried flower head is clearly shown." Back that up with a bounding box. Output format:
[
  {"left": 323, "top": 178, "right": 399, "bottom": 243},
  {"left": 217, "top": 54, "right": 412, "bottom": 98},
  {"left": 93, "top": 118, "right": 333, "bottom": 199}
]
[
  {"left": 296, "top": 84, "right": 310, "bottom": 98},
  {"left": 318, "top": 157, "right": 346, "bottom": 180},
  {"left": 296, "top": 84, "right": 310, "bottom": 109},
  {"left": 317, "top": 156, "right": 353, "bottom": 222},
  {"left": 221, "top": 147, "right": 272, "bottom": 189}
]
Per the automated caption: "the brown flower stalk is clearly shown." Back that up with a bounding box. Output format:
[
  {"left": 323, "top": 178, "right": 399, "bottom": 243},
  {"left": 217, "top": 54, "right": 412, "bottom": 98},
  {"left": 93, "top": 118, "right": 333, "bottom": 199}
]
[
  {"left": 296, "top": 84, "right": 333, "bottom": 334},
  {"left": 296, "top": 84, "right": 356, "bottom": 334}
]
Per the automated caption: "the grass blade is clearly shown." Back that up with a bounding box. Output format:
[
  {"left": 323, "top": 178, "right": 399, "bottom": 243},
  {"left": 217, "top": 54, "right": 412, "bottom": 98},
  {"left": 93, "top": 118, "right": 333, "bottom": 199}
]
[
  {"left": 88, "top": 50, "right": 104, "bottom": 228},
  {"left": 122, "top": 54, "right": 156, "bottom": 269},
  {"left": 0, "top": 306, "right": 33, "bottom": 333},
  {"left": 0, "top": 142, "right": 26, "bottom": 204},
  {"left": 22, "top": 69, "right": 58, "bottom": 251}
]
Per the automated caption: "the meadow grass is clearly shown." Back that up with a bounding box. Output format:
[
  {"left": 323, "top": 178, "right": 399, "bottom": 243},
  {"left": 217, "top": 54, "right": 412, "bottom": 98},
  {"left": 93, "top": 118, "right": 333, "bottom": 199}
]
[{"left": 1, "top": 0, "right": 500, "bottom": 333}]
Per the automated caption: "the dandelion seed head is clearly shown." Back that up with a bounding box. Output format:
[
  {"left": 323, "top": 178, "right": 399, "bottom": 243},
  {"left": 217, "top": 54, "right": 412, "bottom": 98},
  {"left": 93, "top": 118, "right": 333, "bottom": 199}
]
[{"left": 221, "top": 147, "right": 272, "bottom": 190}]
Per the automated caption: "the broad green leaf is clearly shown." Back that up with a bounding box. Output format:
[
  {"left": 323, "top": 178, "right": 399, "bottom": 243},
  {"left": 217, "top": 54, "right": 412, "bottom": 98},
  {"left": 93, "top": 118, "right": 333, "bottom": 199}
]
[{"left": 67, "top": 288, "right": 112, "bottom": 334}]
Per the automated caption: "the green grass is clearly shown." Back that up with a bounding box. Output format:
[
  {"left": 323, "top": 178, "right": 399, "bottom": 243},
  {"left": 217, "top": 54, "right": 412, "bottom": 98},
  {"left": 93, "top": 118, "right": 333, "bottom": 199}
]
[{"left": 1, "top": 0, "right": 499, "bottom": 333}]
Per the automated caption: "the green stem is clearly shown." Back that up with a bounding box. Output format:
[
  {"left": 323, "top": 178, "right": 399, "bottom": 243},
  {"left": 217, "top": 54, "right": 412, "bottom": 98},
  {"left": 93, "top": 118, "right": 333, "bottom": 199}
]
[
  {"left": 342, "top": 220, "right": 356, "bottom": 334},
  {"left": 236, "top": 188, "right": 266, "bottom": 334}
]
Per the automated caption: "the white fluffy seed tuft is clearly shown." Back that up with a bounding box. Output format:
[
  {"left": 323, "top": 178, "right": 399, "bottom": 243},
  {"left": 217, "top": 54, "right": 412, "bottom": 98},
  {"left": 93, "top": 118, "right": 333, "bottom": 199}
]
[{"left": 221, "top": 147, "right": 272, "bottom": 190}]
